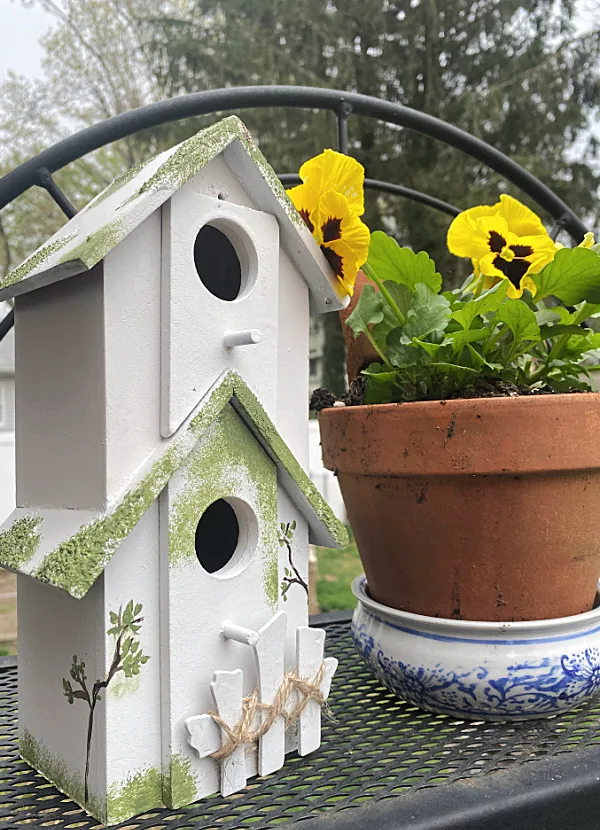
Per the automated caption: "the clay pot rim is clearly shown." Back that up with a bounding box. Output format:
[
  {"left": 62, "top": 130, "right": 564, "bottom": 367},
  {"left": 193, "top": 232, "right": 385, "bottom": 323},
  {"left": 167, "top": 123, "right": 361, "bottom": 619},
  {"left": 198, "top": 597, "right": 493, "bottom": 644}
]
[
  {"left": 352, "top": 575, "right": 600, "bottom": 637},
  {"left": 319, "top": 390, "right": 600, "bottom": 420}
]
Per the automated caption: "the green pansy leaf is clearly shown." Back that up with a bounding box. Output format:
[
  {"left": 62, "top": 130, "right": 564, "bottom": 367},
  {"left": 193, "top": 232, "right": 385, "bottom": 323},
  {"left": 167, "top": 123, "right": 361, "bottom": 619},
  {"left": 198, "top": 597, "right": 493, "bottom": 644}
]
[
  {"left": 363, "top": 369, "right": 400, "bottom": 404},
  {"left": 447, "top": 328, "right": 488, "bottom": 355},
  {"left": 496, "top": 300, "right": 541, "bottom": 342},
  {"left": 538, "top": 324, "right": 590, "bottom": 340},
  {"left": 386, "top": 331, "right": 421, "bottom": 367},
  {"left": 367, "top": 231, "right": 442, "bottom": 292},
  {"left": 410, "top": 338, "right": 444, "bottom": 358},
  {"left": 402, "top": 283, "right": 451, "bottom": 342},
  {"left": 533, "top": 248, "right": 600, "bottom": 304},
  {"left": 371, "top": 282, "right": 412, "bottom": 349},
  {"left": 345, "top": 283, "right": 384, "bottom": 339},
  {"left": 452, "top": 281, "right": 507, "bottom": 330}
]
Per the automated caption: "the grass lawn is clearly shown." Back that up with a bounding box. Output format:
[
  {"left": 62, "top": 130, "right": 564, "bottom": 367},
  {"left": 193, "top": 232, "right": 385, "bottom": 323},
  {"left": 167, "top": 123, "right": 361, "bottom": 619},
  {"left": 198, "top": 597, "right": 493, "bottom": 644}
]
[{"left": 315, "top": 534, "right": 363, "bottom": 612}]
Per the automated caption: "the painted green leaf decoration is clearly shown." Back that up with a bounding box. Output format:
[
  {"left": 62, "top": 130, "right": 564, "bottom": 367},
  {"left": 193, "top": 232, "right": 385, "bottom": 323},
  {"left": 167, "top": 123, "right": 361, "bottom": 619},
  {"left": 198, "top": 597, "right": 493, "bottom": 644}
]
[
  {"left": 533, "top": 248, "right": 600, "bottom": 304},
  {"left": 367, "top": 231, "right": 442, "bottom": 292}
]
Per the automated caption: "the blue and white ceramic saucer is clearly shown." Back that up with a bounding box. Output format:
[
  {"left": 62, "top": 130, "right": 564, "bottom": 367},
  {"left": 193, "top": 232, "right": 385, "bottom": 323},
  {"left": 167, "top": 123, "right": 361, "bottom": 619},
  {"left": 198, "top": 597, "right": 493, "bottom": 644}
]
[{"left": 352, "top": 575, "right": 600, "bottom": 720}]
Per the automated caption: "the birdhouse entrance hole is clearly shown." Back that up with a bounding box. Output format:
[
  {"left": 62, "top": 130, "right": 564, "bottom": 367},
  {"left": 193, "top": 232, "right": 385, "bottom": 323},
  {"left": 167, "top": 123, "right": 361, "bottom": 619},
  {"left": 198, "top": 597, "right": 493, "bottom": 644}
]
[
  {"left": 195, "top": 497, "right": 258, "bottom": 577},
  {"left": 194, "top": 223, "right": 253, "bottom": 301}
]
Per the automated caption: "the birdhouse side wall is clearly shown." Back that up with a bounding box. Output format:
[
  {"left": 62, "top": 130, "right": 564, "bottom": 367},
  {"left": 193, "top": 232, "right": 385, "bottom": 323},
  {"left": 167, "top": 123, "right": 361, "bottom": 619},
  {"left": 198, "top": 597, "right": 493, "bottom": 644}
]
[
  {"left": 103, "top": 211, "right": 162, "bottom": 502},
  {"left": 15, "top": 270, "right": 107, "bottom": 510},
  {"left": 17, "top": 573, "right": 108, "bottom": 821},
  {"left": 276, "top": 249, "right": 310, "bottom": 467},
  {"left": 102, "top": 504, "right": 163, "bottom": 824}
]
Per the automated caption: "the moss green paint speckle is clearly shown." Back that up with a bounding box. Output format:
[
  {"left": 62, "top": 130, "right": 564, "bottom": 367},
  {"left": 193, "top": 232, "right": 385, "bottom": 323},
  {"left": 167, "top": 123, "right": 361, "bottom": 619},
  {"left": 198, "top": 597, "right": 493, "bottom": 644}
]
[
  {"left": 34, "top": 432, "right": 191, "bottom": 597},
  {"left": 232, "top": 379, "right": 348, "bottom": 548},
  {"left": 0, "top": 515, "right": 42, "bottom": 570},
  {"left": 0, "top": 234, "right": 76, "bottom": 292},
  {"left": 135, "top": 116, "right": 242, "bottom": 200},
  {"left": 59, "top": 218, "right": 123, "bottom": 269},
  {"left": 20, "top": 728, "right": 104, "bottom": 821},
  {"left": 163, "top": 754, "right": 198, "bottom": 809},
  {"left": 169, "top": 404, "right": 279, "bottom": 608},
  {"left": 29, "top": 370, "right": 344, "bottom": 597},
  {"left": 86, "top": 159, "right": 150, "bottom": 209},
  {"left": 106, "top": 764, "right": 163, "bottom": 823}
]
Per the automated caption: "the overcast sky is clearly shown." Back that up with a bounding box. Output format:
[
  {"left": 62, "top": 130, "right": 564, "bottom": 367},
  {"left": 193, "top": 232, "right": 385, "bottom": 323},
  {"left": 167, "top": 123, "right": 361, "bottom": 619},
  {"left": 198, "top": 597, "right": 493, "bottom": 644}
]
[{"left": 0, "top": 0, "right": 598, "bottom": 83}]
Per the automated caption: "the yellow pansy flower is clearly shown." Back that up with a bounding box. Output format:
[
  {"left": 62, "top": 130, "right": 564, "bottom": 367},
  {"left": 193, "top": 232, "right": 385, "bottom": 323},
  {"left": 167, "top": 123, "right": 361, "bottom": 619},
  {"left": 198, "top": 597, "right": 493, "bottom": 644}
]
[
  {"left": 447, "top": 194, "right": 559, "bottom": 299},
  {"left": 288, "top": 149, "right": 370, "bottom": 296},
  {"left": 556, "top": 232, "right": 596, "bottom": 251}
]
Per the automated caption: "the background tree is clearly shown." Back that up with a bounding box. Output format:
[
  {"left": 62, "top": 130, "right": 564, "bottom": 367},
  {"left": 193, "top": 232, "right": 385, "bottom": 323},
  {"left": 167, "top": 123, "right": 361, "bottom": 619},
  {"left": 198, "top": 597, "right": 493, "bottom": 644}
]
[
  {"left": 140, "top": 0, "right": 600, "bottom": 390},
  {"left": 3, "top": 0, "right": 599, "bottom": 391},
  {"left": 0, "top": 0, "right": 180, "bottom": 275}
]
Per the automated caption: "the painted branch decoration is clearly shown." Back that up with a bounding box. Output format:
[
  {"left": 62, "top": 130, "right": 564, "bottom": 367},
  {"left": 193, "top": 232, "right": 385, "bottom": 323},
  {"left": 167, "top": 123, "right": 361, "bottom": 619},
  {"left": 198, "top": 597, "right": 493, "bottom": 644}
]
[
  {"left": 61, "top": 600, "right": 150, "bottom": 804},
  {"left": 279, "top": 521, "right": 308, "bottom": 599}
]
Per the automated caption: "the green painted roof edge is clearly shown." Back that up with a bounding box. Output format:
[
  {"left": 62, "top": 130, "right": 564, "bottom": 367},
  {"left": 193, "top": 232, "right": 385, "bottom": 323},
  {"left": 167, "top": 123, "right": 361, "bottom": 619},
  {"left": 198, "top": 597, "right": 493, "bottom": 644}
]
[
  {"left": 229, "top": 378, "right": 348, "bottom": 549},
  {"left": 17, "top": 370, "right": 344, "bottom": 598},
  {"left": 0, "top": 115, "right": 307, "bottom": 296}
]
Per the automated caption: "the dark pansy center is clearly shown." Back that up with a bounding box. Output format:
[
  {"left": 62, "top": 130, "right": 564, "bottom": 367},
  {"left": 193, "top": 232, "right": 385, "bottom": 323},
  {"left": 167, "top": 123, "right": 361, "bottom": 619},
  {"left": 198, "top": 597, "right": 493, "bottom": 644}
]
[
  {"left": 488, "top": 230, "right": 506, "bottom": 253},
  {"left": 493, "top": 255, "right": 530, "bottom": 287},
  {"left": 299, "top": 208, "right": 314, "bottom": 234},
  {"left": 321, "top": 245, "right": 344, "bottom": 277},
  {"left": 321, "top": 216, "right": 343, "bottom": 243},
  {"left": 509, "top": 244, "right": 534, "bottom": 257}
]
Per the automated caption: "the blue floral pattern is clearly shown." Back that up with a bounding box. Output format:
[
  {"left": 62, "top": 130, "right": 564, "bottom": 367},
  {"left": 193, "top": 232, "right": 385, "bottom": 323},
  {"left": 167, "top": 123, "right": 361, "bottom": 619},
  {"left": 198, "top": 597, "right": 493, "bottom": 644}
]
[{"left": 352, "top": 622, "right": 600, "bottom": 719}]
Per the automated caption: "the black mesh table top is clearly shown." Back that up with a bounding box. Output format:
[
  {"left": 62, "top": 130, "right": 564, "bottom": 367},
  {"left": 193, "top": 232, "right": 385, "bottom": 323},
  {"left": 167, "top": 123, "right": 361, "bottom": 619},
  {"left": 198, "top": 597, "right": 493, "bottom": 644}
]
[{"left": 2, "top": 613, "right": 600, "bottom": 830}]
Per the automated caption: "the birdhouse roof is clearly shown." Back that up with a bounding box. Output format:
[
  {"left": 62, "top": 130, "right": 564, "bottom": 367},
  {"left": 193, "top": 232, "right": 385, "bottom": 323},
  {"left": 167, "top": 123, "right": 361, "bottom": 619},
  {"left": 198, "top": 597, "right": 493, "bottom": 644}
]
[
  {"left": 0, "top": 116, "right": 347, "bottom": 313},
  {"left": 0, "top": 370, "right": 347, "bottom": 599}
]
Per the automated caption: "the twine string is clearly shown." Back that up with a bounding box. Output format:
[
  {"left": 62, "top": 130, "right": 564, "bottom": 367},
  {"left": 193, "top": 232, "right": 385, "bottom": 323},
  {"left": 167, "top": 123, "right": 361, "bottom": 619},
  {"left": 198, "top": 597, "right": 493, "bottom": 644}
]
[{"left": 209, "top": 663, "right": 327, "bottom": 761}]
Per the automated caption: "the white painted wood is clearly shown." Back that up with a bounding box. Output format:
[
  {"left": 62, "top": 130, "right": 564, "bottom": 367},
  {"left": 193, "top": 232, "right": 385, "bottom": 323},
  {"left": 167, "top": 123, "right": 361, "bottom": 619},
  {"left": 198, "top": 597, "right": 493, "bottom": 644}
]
[
  {"left": 296, "top": 628, "right": 337, "bottom": 756},
  {"left": 253, "top": 611, "right": 287, "bottom": 776},
  {"left": 103, "top": 211, "right": 162, "bottom": 501},
  {"left": 223, "top": 329, "right": 263, "bottom": 348},
  {"left": 17, "top": 571, "right": 107, "bottom": 810},
  {"left": 221, "top": 621, "right": 259, "bottom": 646},
  {"left": 211, "top": 669, "right": 247, "bottom": 796},
  {"left": 103, "top": 505, "right": 162, "bottom": 820},
  {"left": 185, "top": 713, "right": 221, "bottom": 759},
  {"left": 15, "top": 269, "right": 106, "bottom": 510},
  {"left": 161, "top": 188, "right": 279, "bottom": 437},
  {"left": 161, "top": 405, "right": 279, "bottom": 804},
  {"left": 276, "top": 250, "right": 309, "bottom": 467}
]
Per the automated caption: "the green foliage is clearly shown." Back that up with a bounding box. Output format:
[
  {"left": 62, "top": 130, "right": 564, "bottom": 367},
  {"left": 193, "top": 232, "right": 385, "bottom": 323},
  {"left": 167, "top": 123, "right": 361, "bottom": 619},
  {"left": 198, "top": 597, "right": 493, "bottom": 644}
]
[
  {"left": 533, "top": 248, "right": 600, "bottom": 305},
  {"left": 349, "top": 231, "right": 600, "bottom": 403},
  {"left": 139, "top": 0, "right": 600, "bottom": 389}
]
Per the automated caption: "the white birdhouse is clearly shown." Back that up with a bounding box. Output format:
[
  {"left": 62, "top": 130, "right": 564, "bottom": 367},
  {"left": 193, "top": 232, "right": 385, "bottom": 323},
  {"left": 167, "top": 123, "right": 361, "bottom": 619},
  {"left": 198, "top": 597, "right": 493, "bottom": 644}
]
[{"left": 0, "top": 117, "right": 347, "bottom": 825}]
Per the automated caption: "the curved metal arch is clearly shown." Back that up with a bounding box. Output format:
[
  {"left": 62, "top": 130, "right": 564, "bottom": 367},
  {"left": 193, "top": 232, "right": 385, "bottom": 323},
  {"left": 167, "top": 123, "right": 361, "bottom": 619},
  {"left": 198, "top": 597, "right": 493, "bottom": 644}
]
[
  {"left": 279, "top": 174, "right": 460, "bottom": 218},
  {"left": 0, "top": 85, "right": 586, "bottom": 241}
]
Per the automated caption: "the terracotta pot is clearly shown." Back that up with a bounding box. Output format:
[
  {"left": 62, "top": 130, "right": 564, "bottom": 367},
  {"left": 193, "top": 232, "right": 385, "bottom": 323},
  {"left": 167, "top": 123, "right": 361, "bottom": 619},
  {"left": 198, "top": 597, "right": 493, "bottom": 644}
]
[
  {"left": 319, "top": 393, "right": 600, "bottom": 622},
  {"left": 339, "top": 270, "right": 379, "bottom": 383}
]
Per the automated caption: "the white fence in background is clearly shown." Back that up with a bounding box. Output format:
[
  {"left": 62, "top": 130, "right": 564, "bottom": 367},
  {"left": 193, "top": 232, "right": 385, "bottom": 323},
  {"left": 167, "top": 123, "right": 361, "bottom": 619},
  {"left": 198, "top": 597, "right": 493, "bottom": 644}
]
[{"left": 308, "top": 419, "right": 346, "bottom": 525}]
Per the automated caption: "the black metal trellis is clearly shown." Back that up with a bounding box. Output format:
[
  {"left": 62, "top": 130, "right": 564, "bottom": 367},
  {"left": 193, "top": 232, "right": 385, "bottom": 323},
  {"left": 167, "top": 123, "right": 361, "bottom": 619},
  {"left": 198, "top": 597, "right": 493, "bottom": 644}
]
[{"left": 0, "top": 85, "right": 589, "bottom": 344}]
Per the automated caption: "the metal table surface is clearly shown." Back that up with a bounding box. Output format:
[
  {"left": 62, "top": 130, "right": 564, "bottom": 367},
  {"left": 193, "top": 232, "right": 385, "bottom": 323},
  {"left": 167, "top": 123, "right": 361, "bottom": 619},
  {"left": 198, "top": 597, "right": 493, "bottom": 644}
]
[{"left": 1, "top": 613, "right": 600, "bottom": 830}]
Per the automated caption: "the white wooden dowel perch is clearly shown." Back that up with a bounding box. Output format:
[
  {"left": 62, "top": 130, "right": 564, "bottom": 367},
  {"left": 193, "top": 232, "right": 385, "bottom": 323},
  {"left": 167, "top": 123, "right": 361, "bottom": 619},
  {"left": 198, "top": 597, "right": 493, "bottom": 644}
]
[{"left": 223, "top": 329, "right": 263, "bottom": 348}]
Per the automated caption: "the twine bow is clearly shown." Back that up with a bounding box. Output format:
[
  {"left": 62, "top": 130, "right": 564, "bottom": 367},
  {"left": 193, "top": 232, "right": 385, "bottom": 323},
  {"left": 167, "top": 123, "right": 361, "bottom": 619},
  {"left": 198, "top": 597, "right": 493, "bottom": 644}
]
[{"left": 209, "top": 663, "right": 329, "bottom": 761}]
